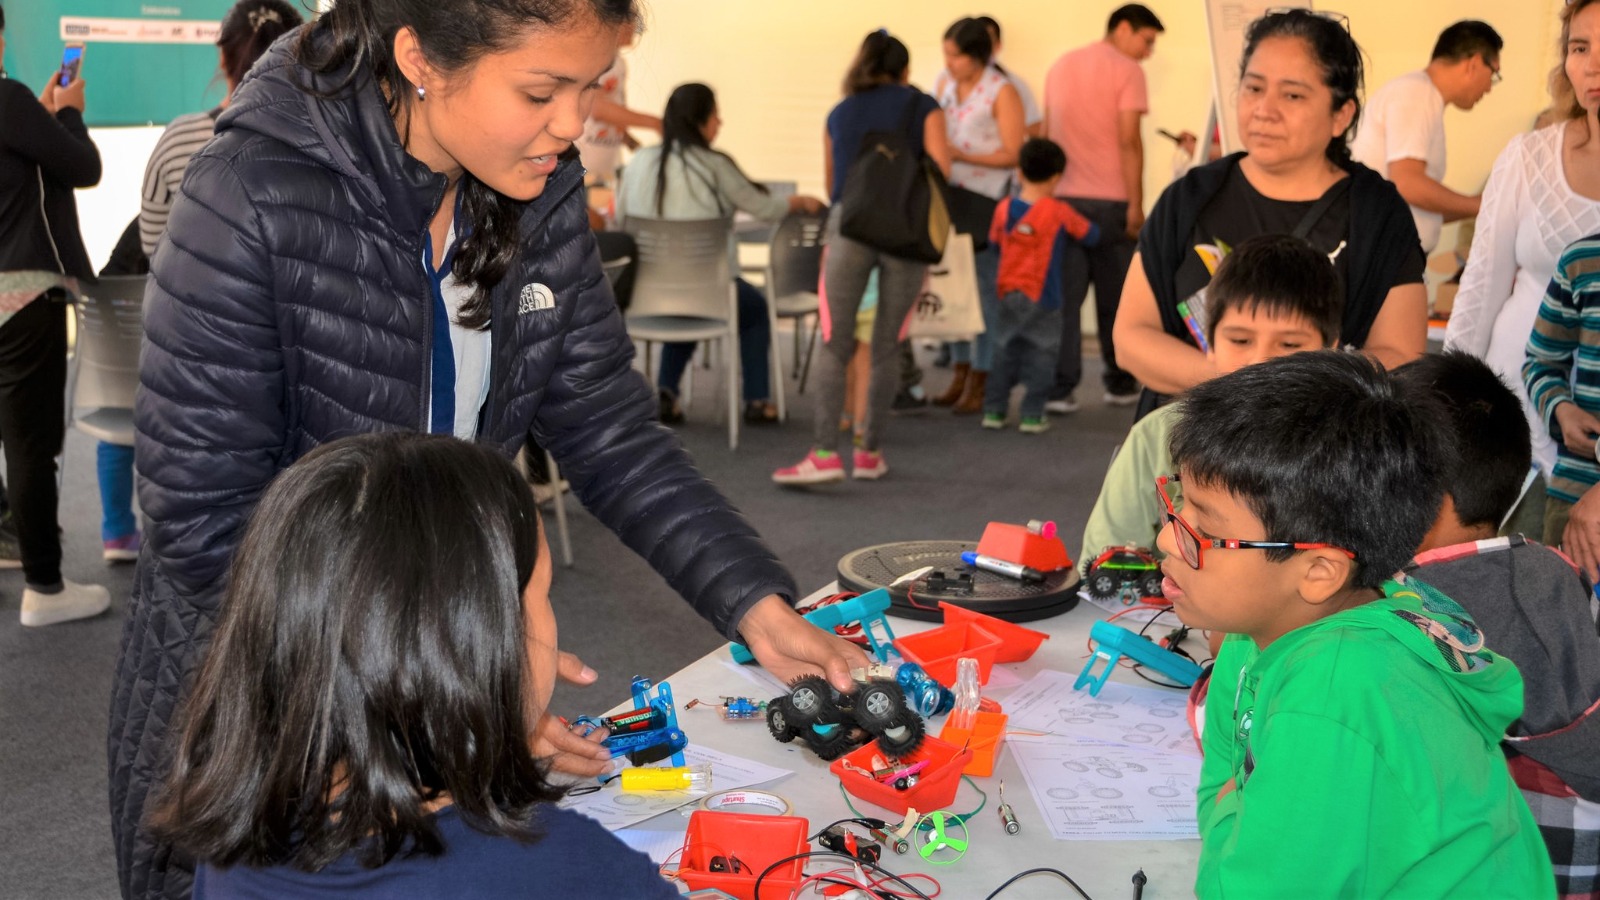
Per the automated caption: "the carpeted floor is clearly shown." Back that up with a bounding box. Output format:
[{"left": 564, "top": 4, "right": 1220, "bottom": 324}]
[{"left": 0, "top": 340, "right": 1132, "bottom": 898}]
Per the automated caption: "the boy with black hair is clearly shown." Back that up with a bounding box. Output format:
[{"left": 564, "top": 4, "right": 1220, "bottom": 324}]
[
  {"left": 1164, "top": 351, "right": 1553, "bottom": 897},
  {"left": 981, "top": 137, "right": 1099, "bottom": 432},
  {"left": 1398, "top": 350, "right": 1600, "bottom": 899},
  {"left": 1079, "top": 233, "right": 1339, "bottom": 567}
]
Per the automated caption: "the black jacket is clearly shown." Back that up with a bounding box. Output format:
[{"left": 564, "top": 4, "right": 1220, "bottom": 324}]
[
  {"left": 0, "top": 74, "right": 101, "bottom": 279},
  {"left": 1138, "top": 152, "right": 1420, "bottom": 350},
  {"left": 108, "top": 37, "right": 796, "bottom": 899}
]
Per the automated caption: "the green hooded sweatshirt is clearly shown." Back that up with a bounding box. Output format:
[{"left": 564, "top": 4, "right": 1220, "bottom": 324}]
[{"left": 1196, "top": 578, "right": 1554, "bottom": 899}]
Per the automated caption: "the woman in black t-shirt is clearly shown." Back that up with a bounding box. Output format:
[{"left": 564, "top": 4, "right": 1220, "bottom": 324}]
[{"left": 1114, "top": 9, "right": 1425, "bottom": 398}]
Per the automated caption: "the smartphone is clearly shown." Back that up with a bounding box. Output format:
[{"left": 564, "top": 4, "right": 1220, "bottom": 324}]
[{"left": 57, "top": 44, "right": 84, "bottom": 89}]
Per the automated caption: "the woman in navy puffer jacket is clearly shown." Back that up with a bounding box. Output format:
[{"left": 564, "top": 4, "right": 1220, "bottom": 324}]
[{"left": 107, "top": 2, "right": 864, "bottom": 897}]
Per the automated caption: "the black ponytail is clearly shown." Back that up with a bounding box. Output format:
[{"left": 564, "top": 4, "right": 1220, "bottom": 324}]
[
  {"left": 217, "top": 0, "right": 304, "bottom": 88},
  {"left": 843, "top": 29, "right": 911, "bottom": 96}
]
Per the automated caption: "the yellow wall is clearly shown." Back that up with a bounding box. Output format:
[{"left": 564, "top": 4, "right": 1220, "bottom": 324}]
[{"left": 625, "top": 0, "right": 1569, "bottom": 217}]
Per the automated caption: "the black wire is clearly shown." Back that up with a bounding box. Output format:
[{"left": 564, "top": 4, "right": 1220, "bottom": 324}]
[
  {"left": 1126, "top": 605, "right": 1193, "bottom": 690},
  {"left": 982, "top": 866, "right": 1096, "bottom": 900},
  {"left": 808, "top": 817, "right": 889, "bottom": 842},
  {"left": 751, "top": 850, "right": 933, "bottom": 899},
  {"left": 1132, "top": 666, "right": 1189, "bottom": 689}
]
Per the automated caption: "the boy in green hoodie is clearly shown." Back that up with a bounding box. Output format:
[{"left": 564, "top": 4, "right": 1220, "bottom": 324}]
[{"left": 1161, "top": 351, "right": 1554, "bottom": 899}]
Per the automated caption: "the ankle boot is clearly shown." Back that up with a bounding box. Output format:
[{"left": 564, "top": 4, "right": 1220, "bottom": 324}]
[
  {"left": 934, "top": 362, "right": 970, "bottom": 406},
  {"left": 952, "top": 370, "right": 987, "bottom": 415}
]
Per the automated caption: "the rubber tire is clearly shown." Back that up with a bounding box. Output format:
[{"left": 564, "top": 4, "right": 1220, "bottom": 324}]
[
  {"left": 875, "top": 711, "right": 926, "bottom": 758},
  {"left": 786, "top": 675, "right": 835, "bottom": 727},
  {"left": 1087, "top": 570, "right": 1118, "bottom": 599},
  {"left": 855, "top": 682, "right": 904, "bottom": 731},
  {"left": 767, "top": 703, "right": 796, "bottom": 743},
  {"left": 807, "top": 723, "right": 859, "bottom": 761},
  {"left": 1140, "top": 572, "right": 1164, "bottom": 599}
]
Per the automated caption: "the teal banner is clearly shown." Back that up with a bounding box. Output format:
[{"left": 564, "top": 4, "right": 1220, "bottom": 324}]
[{"left": 4, "top": 1, "right": 237, "bottom": 127}]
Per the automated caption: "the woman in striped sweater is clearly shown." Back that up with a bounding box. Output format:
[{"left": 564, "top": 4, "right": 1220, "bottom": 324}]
[{"left": 98, "top": 0, "right": 302, "bottom": 562}]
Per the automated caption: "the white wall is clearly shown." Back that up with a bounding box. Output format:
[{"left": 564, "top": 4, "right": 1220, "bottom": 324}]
[{"left": 75, "top": 0, "right": 1571, "bottom": 270}]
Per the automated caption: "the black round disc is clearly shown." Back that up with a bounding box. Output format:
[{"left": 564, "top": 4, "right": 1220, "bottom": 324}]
[{"left": 837, "top": 540, "right": 1081, "bottom": 623}]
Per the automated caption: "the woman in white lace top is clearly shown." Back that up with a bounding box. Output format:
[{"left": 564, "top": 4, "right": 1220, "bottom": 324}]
[{"left": 1444, "top": 0, "right": 1600, "bottom": 533}]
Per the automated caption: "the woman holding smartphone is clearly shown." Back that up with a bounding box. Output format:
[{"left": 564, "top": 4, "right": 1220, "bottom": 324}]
[{"left": 0, "top": 7, "right": 109, "bottom": 626}]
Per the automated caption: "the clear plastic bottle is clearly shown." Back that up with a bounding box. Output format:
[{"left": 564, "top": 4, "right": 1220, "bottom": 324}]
[{"left": 950, "top": 657, "right": 981, "bottom": 730}]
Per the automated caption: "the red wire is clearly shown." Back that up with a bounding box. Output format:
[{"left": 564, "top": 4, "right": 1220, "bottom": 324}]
[{"left": 796, "top": 592, "right": 869, "bottom": 643}]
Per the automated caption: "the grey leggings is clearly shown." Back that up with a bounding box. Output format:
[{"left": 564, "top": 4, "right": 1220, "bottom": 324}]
[{"left": 813, "top": 212, "right": 928, "bottom": 452}]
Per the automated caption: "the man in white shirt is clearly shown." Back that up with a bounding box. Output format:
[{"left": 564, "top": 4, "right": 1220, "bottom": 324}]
[{"left": 1352, "top": 20, "right": 1504, "bottom": 254}]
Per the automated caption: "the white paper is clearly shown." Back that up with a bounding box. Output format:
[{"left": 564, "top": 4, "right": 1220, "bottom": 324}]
[
  {"left": 1011, "top": 739, "right": 1201, "bottom": 840},
  {"left": 614, "top": 826, "right": 689, "bottom": 864},
  {"left": 559, "top": 744, "right": 793, "bottom": 832},
  {"left": 717, "top": 658, "right": 791, "bottom": 698},
  {"left": 1005, "top": 670, "right": 1198, "bottom": 757},
  {"left": 999, "top": 670, "right": 1202, "bottom": 841}
]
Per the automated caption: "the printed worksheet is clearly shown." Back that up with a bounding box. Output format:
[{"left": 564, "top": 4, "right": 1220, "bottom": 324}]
[
  {"left": 1010, "top": 739, "right": 1201, "bottom": 840},
  {"left": 559, "top": 745, "right": 792, "bottom": 832},
  {"left": 1004, "top": 670, "right": 1199, "bottom": 757}
]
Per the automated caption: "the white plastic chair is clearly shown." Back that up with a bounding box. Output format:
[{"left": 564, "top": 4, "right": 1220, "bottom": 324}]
[
  {"left": 764, "top": 211, "right": 827, "bottom": 420},
  {"left": 621, "top": 216, "right": 740, "bottom": 450},
  {"left": 67, "top": 275, "right": 147, "bottom": 448}
]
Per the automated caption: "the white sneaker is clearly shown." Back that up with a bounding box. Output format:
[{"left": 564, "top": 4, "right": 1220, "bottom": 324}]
[
  {"left": 20, "top": 579, "right": 111, "bottom": 627},
  {"left": 1103, "top": 389, "right": 1141, "bottom": 407},
  {"left": 1044, "top": 394, "right": 1080, "bottom": 415}
]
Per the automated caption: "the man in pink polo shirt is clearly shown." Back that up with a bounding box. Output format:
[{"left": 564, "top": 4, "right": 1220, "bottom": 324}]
[{"left": 1043, "top": 3, "right": 1164, "bottom": 412}]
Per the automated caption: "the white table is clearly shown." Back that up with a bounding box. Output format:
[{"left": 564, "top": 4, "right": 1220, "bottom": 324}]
[{"left": 617, "top": 587, "right": 1203, "bottom": 900}]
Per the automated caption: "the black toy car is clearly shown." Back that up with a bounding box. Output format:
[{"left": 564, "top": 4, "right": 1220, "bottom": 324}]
[
  {"left": 1082, "top": 545, "right": 1164, "bottom": 603},
  {"left": 766, "top": 668, "right": 925, "bottom": 762}
]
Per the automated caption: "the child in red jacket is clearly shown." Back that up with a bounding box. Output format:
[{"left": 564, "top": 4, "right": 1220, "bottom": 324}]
[{"left": 983, "top": 138, "right": 1100, "bottom": 433}]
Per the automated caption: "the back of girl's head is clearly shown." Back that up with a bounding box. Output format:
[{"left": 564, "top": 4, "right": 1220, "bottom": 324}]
[
  {"left": 661, "top": 81, "right": 716, "bottom": 149},
  {"left": 843, "top": 29, "right": 910, "bottom": 95},
  {"left": 1551, "top": 0, "right": 1600, "bottom": 121},
  {"left": 1241, "top": 9, "right": 1364, "bottom": 163},
  {"left": 943, "top": 17, "right": 993, "bottom": 65},
  {"left": 218, "top": 0, "right": 305, "bottom": 87},
  {"left": 297, "top": 0, "right": 640, "bottom": 330},
  {"left": 149, "top": 432, "right": 559, "bottom": 871}
]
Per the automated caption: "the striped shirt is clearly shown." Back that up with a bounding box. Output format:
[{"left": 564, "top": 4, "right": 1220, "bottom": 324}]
[
  {"left": 1524, "top": 232, "right": 1600, "bottom": 502},
  {"left": 139, "top": 108, "right": 221, "bottom": 257}
]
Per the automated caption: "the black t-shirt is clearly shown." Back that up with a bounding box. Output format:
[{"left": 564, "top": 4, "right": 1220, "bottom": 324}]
[{"left": 1172, "top": 166, "right": 1424, "bottom": 343}]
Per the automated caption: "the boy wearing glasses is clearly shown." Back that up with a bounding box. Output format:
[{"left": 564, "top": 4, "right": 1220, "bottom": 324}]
[
  {"left": 1078, "top": 233, "right": 1339, "bottom": 570},
  {"left": 1398, "top": 351, "right": 1600, "bottom": 898},
  {"left": 1163, "top": 351, "right": 1554, "bottom": 898}
]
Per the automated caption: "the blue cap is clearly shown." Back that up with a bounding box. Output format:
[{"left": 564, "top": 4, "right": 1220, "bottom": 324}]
[{"left": 960, "top": 551, "right": 978, "bottom": 565}]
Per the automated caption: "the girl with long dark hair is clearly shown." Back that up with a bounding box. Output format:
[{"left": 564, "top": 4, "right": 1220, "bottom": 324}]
[
  {"left": 615, "top": 82, "right": 823, "bottom": 424},
  {"left": 109, "top": 2, "right": 866, "bottom": 895}
]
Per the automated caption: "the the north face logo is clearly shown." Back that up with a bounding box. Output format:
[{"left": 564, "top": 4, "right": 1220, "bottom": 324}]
[{"left": 518, "top": 283, "right": 554, "bottom": 314}]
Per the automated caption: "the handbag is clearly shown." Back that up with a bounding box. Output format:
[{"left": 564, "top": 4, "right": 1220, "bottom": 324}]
[
  {"left": 837, "top": 94, "right": 951, "bottom": 263},
  {"left": 947, "top": 185, "right": 999, "bottom": 251},
  {"left": 908, "top": 232, "right": 985, "bottom": 339}
]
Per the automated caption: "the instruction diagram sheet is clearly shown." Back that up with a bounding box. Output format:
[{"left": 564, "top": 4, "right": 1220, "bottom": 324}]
[{"left": 1003, "top": 670, "right": 1202, "bottom": 840}]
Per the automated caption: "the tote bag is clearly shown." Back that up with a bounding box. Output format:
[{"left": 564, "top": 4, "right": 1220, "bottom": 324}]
[
  {"left": 837, "top": 94, "right": 951, "bottom": 263},
  {"left": 908, "top": 232, "right": 984, "bottom": 339}
]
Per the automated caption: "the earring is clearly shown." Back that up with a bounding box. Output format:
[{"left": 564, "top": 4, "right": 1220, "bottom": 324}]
[{"left": 416, "top": 85, "right": 426, "bottom": 100}]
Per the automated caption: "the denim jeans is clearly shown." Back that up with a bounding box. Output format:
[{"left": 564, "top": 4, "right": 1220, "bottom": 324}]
[
  {"left": 98, "top": 442, "right": 136, "bottom": 541},
  {"left": 985, "top": 291, "right": 1063, "bottom": 419},
  {"left": 657, "top": 277, "right": 772, "bottom": 402},
  {"left": 946, "top": 244, "right": 1000, "bottom": 372}
]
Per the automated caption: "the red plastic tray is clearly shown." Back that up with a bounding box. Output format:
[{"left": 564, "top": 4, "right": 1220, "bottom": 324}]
[
  {"left": 829, "top": 734, "right": 972, "bottom": 817},
  {"left": 676, "top": 810, "right": 809, "bottom": 900},
  {"left": 938, "top": 602, "right": 1050, "bottom": 663},
  {"left": 893, "top": 621, "right": 1001, "bottom": 686}
]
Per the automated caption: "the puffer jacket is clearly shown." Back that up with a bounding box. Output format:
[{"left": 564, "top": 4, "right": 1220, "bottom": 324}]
[{"left": 107, "top": 35, "right": 797, "bottom": 900}]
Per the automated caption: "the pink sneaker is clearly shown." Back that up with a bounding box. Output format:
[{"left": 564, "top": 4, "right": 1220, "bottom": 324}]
[
  {"left": 103, "top": 531, "right": 142, "bottom": 563},
  {"left": 772, "top": 449, "right": 846, "bottom": 485},
  {"left": 852, "top": 448, "right": 888, "bottom": 480}
]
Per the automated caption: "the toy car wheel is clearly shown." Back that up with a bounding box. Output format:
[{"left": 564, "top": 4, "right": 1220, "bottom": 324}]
[
  {"left": 767, "top": 703, "right": 796, "bottom": 743},
  {"left": 807, "top": 722, "right": 858, "bottom": 761},
  {"left": 1087, "top": 571, "right": 1118, "bottom": 599},
  {"left": 855, "top": 682, "right": 904, "bottom": 731},
  {"left": 786, "top": 675, "right": 836, "bottom": 727},
  {"left": 875, "top": 712, "right": 926, "bottom": 758},
  {"left": 1140, "top": 572, "right": 1164, "bottom": 598}
]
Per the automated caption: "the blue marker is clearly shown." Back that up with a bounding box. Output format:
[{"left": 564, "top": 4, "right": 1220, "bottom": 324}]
[{"left": 961, "top": 551, "right": 1046, "bottom": 583}]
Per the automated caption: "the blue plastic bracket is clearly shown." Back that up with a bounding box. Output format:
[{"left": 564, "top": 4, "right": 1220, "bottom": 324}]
[
  {"left": 730, "top": 588, "right": 899, "bottom": 665},
  {"left": 1075, "top": 620, "right": 1202, "bottom": 696}
]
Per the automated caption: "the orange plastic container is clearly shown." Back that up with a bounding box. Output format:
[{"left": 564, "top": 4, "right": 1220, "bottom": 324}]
[
  {"left": 975, "top": 521, "right": 1073, "bottom": 572},
  {"left": 676, "top": 810, "right": 810, "bottom": 900},
  {"left": 893, "top": 622, "right": 1001, "bottom": 686},
  {"left": 937, "top": 602, "right": 1050, "bottom": 663},
  {"left": 830, "top": 735, "right": 973, "bottom": 817},
  {"left": 938, "top": 711, "right": 1009, "bottom": 777}
]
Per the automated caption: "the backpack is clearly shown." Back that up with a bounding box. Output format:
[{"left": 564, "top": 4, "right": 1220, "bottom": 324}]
[{"left": 836, "top": 92, "right": 950, "bottom": 263}]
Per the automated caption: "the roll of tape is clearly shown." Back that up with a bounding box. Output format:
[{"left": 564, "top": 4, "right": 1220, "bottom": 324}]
[{"left": 698, "top": 789, "right": 793, "bottom": 817}]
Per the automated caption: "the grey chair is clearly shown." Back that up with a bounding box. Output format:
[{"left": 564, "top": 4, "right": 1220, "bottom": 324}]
[
  {"left": 622, "top": 216, "right": 740, "bottom": 450},
  {"left": 67, "top": 275, "right": 148, "bottom": 447},
  {"left": 764, "top": 211, "right": 827, "bottom": 417}
]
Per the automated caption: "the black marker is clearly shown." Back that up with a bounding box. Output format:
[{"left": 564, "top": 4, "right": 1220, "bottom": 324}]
[{"left": 1133, "top": 869, "right": 1147, "bottom": 900}]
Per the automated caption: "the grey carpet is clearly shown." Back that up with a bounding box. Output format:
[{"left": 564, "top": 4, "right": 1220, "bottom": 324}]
[{"left": 0, "top": 344, "right": 1128, "bottom": 898}]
